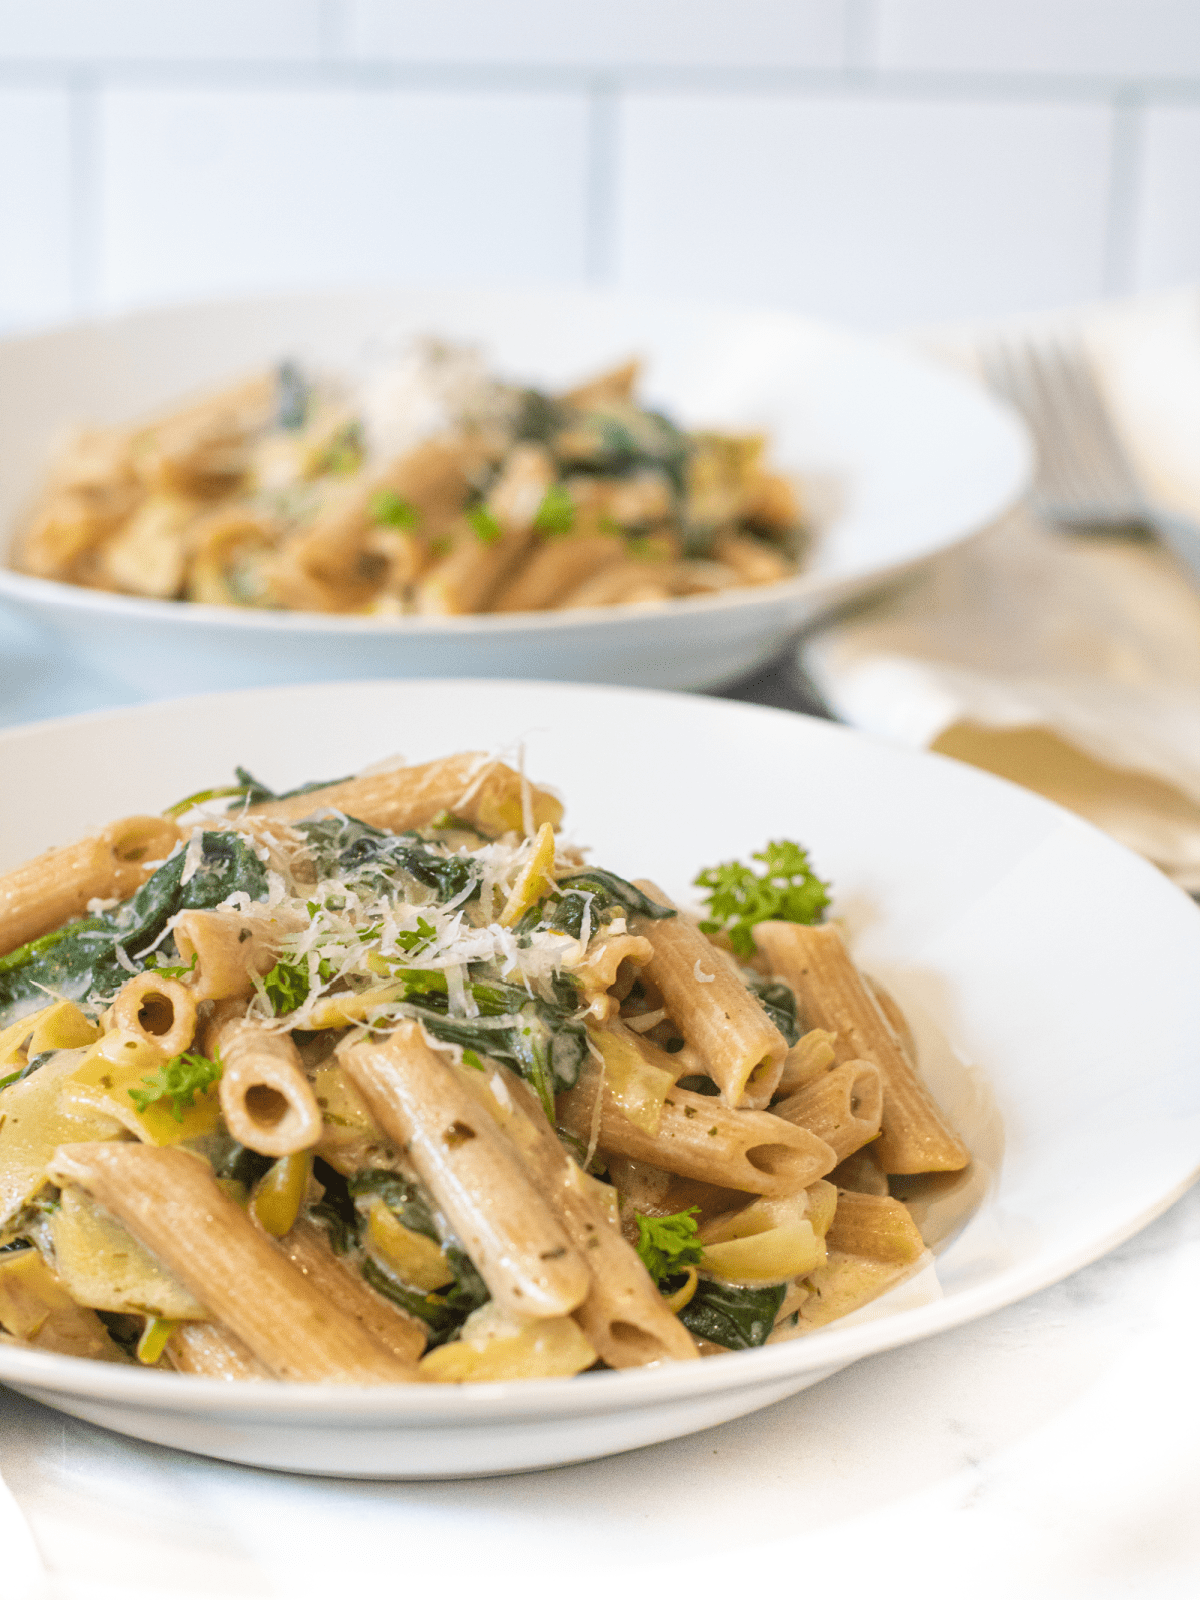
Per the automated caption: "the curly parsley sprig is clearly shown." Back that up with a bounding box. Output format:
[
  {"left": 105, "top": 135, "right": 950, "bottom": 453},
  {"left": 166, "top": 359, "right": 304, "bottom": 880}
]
[
  {"left": 694, "top": 840, "right": 830, "bottom": 959},
  {"left": 128, "top": 1051, "right": 222, "bottom": 1122},
  {"left": 634, "top": 1208, "right": 703, "bottom": 1285}
]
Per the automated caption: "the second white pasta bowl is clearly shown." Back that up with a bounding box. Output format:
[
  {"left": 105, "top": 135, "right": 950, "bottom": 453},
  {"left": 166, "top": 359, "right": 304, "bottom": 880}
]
[
  {"left": 0, "top": 286, "right": 1030, "bottom": 691},
  {"left": 0, "top": 680, "right": 1197, "bottom": 1477}
]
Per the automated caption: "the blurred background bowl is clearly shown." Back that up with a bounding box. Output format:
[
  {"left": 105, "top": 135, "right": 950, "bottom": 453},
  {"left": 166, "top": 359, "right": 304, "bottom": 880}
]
[{"left": 0, "top": 285, "right": 1030, "bottom": 691}]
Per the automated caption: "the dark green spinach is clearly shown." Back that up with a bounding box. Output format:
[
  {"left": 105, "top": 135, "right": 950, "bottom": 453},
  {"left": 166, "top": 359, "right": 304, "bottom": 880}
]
[
  {"left": 677, "top": 1280, "right": 787, "bottom": 1350},
  {"left": 745, "top": 974, "right": 802, "bottom": 1047},
  {"left": 0, "top": 833, "right": 268, "bottom": 1029}
]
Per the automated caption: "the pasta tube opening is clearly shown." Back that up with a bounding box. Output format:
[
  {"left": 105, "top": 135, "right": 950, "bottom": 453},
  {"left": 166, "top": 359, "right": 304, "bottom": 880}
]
[{"left": 111, "top": 973, "right": 198, "bottom": 1058}]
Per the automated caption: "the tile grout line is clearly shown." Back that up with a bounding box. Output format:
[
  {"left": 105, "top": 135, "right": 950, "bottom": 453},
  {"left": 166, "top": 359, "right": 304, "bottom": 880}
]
[
  {"left": 585, "top": 78, "right": 618, "bottom": 286},
  {"left": 6, "top": 59, "right": 1200, "bottom": 102},
  {"left": 66, "top": 70, "right": 100, "bottom": 318},
  {"left": 1101, "top": 90, "right": 1145, "bottom": 297},
  {"left": 318, "top": 0, "right": 349, "bottom": 62},
  {"left": 843, "top": 0, "right": 879, "bottom": 73}
]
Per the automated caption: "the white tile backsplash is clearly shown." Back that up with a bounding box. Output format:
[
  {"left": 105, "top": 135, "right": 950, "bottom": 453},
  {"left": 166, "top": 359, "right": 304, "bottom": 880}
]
[
  {"left": 1133, "top": 106, "right": 1200, "bottom": 292},
  {"left": 97, "top": 89, "right": 591, "bottom": 309},
  {"left": 1, "top": 1, "right": 1199, "bottom": 334},
  {"left": 876, "top": 0, "right": 1200, "bottom": 80},
  {"left": 614, "top": 94, "right": 1114, "bottom": 328},
  {"left": 0, "top": 91, "right": 74, "bottom": 331},
  {"left": 341, "top": 0, "right": 849, "bottom": 70}
]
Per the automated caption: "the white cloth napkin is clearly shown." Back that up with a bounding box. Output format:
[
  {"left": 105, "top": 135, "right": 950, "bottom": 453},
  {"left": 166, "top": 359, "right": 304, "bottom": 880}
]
[{"left": 804, "top": 287, "right": 1200, "bottom": 892}]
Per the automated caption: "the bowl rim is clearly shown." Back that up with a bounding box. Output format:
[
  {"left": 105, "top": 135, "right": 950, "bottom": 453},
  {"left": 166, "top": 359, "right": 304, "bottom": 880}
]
[{"left": 0, "top": 678, "right": 1196, "bottom": 1425}]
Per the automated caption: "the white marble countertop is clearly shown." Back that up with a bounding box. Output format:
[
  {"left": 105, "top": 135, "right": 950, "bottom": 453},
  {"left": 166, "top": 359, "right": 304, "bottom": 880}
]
[{"left": 2, "top": 613, "right": 1198, "bottom": 1600}]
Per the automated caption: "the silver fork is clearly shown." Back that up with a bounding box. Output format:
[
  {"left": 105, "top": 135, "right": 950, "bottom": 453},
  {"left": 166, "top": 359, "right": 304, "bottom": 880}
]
[{"left": 982, "top": 337, "right": 1200, "bottom": 590}]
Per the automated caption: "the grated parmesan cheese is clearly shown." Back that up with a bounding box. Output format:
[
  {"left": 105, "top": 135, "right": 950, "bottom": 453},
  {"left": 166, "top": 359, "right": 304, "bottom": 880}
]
[{"left": 178, "top": 828, "right": 206, "bottom": 887}]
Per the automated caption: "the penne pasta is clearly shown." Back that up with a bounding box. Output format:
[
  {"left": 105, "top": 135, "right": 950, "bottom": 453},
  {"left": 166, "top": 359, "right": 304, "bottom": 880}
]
[
  {"left": 17, "top": 346, "right": 806, "bottom": 616},
  {"left": 172, "top": 906, "right": 306, "bottom": 1001},
  {"left": 825, "top": 1189, "right": 927, "bottom": 1264},
  {"left": 0, "top": 743, "right": 969, "bottom": 1380},
  {"left": 417, "top": 445, "right": 554, "bottom": 615},
  {"left": 771, "top": 1058, "right": 883, "bottom": 1164},
  {"left": 475, "top": 1063, "right": 698, "bottom": 1367},
  {"left": 491, "top": 532, "right": 626, "bottom": 612},
  {"left": 633, "top": 880, "right": 788, "bottom": 1108},
  {"left": 248, "top": 751, "right": 562, "bottom": 835},
  {"left": 46, "top": 1143, "right": 417, "bottom": 1383},
  {"left": 0, "top": 815, "right": 180, "bottom": 956},
  {"left": 212, "top": 1014, "right": 322, "bottom": 1157},
  {"left": 166, "top": 1321, "right": 272, "bottom": 1381},
  {"left": 339, "top": 1022, "right": 590, "bottom": 1318},
  {"left": 753, "top": 921, "right": 969, "bottom": 1175},
  {"left": 279, "top": 1218, "right": 427, "bottom": 1364},
  {"left": 110, "top": 972, "right": 199, "bottom": 1058},
  {"left": 557, "top": 1061, "right": 836, "bottom": 1197}
]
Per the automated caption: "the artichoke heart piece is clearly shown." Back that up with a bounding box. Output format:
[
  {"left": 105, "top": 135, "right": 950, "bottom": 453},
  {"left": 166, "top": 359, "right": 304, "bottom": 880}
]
[
  {"left": 0, "top": 1052, "right": 125, "bottom": 1235},
  {"left": 366, "top": 1197, "right": 454, "bottom": 1291},
  {"left": 0, "top": 1248, "right": 127, "bottom": 1360},
  {"left": 65, "top": 1035, "right": 222, "bottom": 1146},
  {"left": 587, "top": 1028, "right": 674, "bottom": 1135},
  {"left": 98, "top": 494, "right": 198, "bottom": 599},
  {"left": 49, "top": 1186, "right": 208, "bottom": 1319}
]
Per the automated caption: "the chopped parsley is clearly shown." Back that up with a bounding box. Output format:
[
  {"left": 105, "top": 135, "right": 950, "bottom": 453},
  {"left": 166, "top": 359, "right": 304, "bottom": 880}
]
[
  {"left": 128, "top": 1051, "right": 222, "bottom": 1122},
  {"left": 634, "top": 1207, "right": 703, "bottom": 1285},
  {"left": 370, "top": 490, "right": 419, "bottom": 530},
  {"left": 533, "top": 484, "right": 575, "bottom": 537},
  {"left": 468, "top": 506, "right": 502, "bottom": 546},
  {"left": 393, "top": 916, "right": 436, "bottom": 955},
  {"left": 150, "top": 951, "right": 198, "bottom": 981},
  {"left": 694, "top": 840, "right": 830, "bottom": 959},
  {"left": 262, "top": 957, "right": 313, "bottom": 1015}
]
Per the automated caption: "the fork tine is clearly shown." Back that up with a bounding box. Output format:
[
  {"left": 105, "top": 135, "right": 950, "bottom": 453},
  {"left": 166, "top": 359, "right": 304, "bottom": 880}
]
[
  {"left": 985, "top": 340, "right": 1088, "bottom": 507},
  {"left": 982, "top": 335, "right": 1146, "bottom": 522},
  {"left": 1043, "top": 343, "right": 1144, "bottom": 505}
]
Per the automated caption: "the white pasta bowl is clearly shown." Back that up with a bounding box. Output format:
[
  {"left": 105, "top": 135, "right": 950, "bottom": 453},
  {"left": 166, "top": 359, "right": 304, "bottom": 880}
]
[
  {"left": 0, "top": 286, "right": 1030, "bottom": 692},
  {"left": 1, "top": 679, "right": 1197, "bottom": 1479}
]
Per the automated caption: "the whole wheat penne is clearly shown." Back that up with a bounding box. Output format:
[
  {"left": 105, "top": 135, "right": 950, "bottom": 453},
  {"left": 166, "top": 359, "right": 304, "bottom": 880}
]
[
  {"left": 339, "top": 1021, "right": 589, "bottom": 1318},
  {"left": 557, "top": 1061, "right": 836, "bottom": 1196},
  {"left": 772, "top": 1059, "right": 883, "bottom": 1164},
  {"left": 46, "top": 1143, "right": 416, "bottom": 1383},
  {"left": 166, "top": 1321, "right": 271, "bottom": 1380},
  {"left": 633, "top": 880, "right": 787, "bottom": 1108},
  {"left": 418, "top": 445, "right": 554, "bottom": 614},
  {"left": 825, "top": 1189, "right": 927, "bottom": 1264},
  {"left": 280, "top": 1217, "right": 426, "bottom": 1364},
  {"left": 828, "top": 1147, "right": 890, "bottom": 1196},
  {"left": 491, "top": 533, "right": 625, "bottom": 612},
  {"left": 213, "top": 1015, "right": 322, "bottom": 1156},
  {"left": 110, "top": 972, "right": 199, "bottom": 1058},
  {"left": 172, "top": 907, "right": 307, "bottom": 1001},
  {"left": 248, "top": 751, "right": 562, "bottom": 836},
  {"left": 478, "top": 1064, "right": 697, "bottom": 1367},
  {"left": 864, "top": 973, "right": 919, "bottom": 1063},
  {"left": 753, "top": 921, "right": 969, "bottom": 1174},
  {"left": 0, "top": 815, "right": 180, "bottom": 956},
  {"left": 775, "top": 1028, "right": 839, "bottom": 1096}
]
